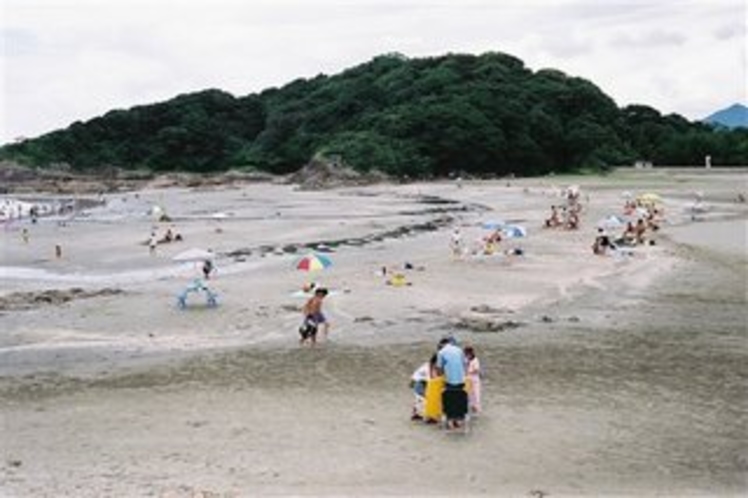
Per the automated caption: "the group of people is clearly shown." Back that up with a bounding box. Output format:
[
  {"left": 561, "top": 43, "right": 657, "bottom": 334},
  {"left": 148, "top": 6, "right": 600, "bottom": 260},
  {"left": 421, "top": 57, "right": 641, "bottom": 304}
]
[
  {"left": 410, "top": 337, "right": 482, "bottom": 430},
  {"left": 544, "top": 203, "right": 580, "bottom": 230},
  {"left": 593, "top": 203, "right": 663, "bottom": 256},
  {"left": 481, "top": 228, "right": 503, "bottom": 255},
  {"left": 544, "top": 187, "right": 584, "bottom": 230},
  {"left": 148, "top": 226, "right": 183, "bottom": 254},
  {"left": 450, "top": 226, "right": 525, "bottom": 259}
]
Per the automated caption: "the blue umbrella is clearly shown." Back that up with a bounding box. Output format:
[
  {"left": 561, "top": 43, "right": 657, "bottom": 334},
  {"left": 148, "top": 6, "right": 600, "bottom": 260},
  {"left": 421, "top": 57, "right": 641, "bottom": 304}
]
[
  {"left": 481, "top": 220, "right": 506, "bottom": 230},
  {"left": 502, "top": 225, "right": 527, "bottom": 238}
]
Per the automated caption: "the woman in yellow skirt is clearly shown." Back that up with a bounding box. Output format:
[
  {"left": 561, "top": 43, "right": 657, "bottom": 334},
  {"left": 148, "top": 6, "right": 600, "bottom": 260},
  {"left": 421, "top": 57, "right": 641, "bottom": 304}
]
[
  {"left": 423, "top": 375, "right": 445, "bottom": 423},
  {"left": 424, "top": 376, "right": 471, "bottom": 423}
]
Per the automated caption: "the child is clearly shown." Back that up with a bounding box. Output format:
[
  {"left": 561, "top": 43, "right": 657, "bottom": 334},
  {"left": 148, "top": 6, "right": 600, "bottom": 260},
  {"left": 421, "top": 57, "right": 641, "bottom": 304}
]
[
  {"left": 410, "top": 354, "right": 437, "bottom": 421},
  {"left": 464, "top": 345, "right": 482, "bottom": 414},
  {"left": 302, "top": 287, "right": 330, "bottom": 339},
  {"left": 202, "top": 259, "right": 214, "bottom": 280}
]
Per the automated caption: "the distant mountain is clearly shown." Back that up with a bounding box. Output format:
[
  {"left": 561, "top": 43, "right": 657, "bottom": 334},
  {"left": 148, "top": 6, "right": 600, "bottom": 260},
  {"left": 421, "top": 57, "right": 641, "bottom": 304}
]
[{"left": 704, "top": 103, "right": 748, "bottom": 129}]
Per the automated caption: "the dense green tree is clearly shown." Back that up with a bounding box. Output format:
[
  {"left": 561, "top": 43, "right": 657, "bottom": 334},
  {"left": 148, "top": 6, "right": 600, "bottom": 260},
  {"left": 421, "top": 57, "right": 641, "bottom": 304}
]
[{"left": 2, "top": 52, "right": 746, "bottom": 176}]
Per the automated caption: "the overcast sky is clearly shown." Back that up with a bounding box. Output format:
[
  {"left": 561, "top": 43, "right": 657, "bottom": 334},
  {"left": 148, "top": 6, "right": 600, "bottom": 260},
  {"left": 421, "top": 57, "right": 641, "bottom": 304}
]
[{"left": 1, "top": 0, "right": 745, "bottom": 144}]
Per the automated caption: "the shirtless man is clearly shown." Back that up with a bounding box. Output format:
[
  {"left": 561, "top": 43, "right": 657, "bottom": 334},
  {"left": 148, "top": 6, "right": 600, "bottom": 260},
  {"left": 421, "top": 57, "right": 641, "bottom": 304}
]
[{"left": 302, "top": 287, "right": 330, "bottom": 340}]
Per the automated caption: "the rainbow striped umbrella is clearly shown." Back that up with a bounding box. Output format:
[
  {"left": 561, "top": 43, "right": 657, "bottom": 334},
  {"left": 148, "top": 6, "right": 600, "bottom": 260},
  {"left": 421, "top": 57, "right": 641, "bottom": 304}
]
[{"left": 295, "top": 253, "right": 333, "bottom": 272}]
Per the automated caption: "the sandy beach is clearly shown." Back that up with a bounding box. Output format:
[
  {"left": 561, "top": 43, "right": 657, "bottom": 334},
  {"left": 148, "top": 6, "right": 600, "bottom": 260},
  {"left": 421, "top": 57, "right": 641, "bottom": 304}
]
[{"left": 1, "top": 168, "right": 746, "bottom": 497}]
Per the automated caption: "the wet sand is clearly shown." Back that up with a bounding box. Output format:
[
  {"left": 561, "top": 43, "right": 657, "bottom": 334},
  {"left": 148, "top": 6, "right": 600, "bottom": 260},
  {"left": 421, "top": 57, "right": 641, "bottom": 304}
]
[{"left": 1, "top": 168, "right": 746, "bottom": 496}]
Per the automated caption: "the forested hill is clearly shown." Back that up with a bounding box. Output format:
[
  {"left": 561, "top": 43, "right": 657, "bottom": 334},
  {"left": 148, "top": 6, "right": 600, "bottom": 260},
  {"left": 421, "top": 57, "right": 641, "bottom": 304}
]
[{"left": 3, "top": 52, "right": 747, "bottom": 177}]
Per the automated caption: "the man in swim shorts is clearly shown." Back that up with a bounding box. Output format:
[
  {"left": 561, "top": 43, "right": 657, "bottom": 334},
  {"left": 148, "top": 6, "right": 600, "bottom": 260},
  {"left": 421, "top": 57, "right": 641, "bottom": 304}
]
[{"left": 302, "top": 287, "right": 330, "bottom": 340}]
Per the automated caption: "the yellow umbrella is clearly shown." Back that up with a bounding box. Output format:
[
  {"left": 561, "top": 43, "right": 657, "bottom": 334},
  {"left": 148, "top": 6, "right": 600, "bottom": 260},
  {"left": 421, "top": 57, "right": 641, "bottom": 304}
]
[{"left": 637, "top": 193, "right": 662, "bottom": 204}]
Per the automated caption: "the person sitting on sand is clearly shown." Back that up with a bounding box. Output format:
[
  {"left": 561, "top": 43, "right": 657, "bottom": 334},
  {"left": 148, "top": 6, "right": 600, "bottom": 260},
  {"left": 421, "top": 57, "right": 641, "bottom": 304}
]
[
  {"left": 635, "top": 219, "right": 647, "bottom": 245},
  {"left": 645, "top": 211, "right": 660, "bottom": 232},
  {"left": 544, "top": 205, "right": 562, "bottom": 228},
  {"left": 410, "top": 354, "right": 438, "bottom": 421},
  {"left": 486, "top": 228, "right": 502, "bottom": 245},
  {"left": 623, "top": 200, "right": 636, "bottom": 216},
  {"left": 617, "top": 222, "right": 637, "bottom": 246},
  {"left": 592, "top": 228, "right": 612, "bottom": 255},
  {"left": 565, "top": 210, "right": 580, "bottom": 230},
  {"left": 483, "top": 229, "right": 502, "bottom": 254},
  {"left": 302, "top": 287, "right": 330, "bottom": 339},
  {"left": 158, "top": 227, "right": 181, "bottom": 244}
]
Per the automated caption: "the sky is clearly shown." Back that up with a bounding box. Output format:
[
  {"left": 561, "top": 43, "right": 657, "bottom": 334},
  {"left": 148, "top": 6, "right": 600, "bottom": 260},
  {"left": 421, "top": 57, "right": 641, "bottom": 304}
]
[{"left": 1, "top": 0, "right": 746, "bottom": 144}]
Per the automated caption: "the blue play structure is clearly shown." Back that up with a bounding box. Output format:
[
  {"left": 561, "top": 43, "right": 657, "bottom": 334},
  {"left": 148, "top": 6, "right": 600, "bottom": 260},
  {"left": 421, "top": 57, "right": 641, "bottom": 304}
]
[{"left": 177, "top": 278, "right": 218, "bottom": 309}]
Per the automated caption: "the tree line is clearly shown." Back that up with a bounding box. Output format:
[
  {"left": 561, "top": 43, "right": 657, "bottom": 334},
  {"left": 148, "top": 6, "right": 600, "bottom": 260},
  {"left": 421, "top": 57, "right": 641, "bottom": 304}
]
[{"left": 2, "top": 51, "right": 746, "bottom": 177}]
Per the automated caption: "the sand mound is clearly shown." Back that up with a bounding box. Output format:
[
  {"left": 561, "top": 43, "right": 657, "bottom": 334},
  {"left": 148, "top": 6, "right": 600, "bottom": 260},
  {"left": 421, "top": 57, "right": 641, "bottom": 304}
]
[{"left": 287, "top": 157, "right": 389, "bottom": 190}]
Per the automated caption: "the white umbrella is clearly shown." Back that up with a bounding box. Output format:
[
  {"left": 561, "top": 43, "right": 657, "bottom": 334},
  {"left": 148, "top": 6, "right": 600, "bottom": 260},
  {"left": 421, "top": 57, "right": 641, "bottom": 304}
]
[
  {"left": 597, "top": 215, "right": 625, "bottom": 229},
  {"left": 502, "top": 225, "right": 527, "bottom": 238},
  {"left": 172, "top": 248, "right": 214, "bottom": 262}
]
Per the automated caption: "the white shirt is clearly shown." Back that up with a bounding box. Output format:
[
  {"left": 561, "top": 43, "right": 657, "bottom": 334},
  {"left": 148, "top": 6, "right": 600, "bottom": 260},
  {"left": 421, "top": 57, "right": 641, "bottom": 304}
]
[{"left": 411, "top": 362, "right": 430, "bottom": 382}]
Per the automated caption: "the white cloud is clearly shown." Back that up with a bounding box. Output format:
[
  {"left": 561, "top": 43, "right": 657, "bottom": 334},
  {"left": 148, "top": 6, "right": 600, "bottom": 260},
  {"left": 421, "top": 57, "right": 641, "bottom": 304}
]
[{"left": 1, "top": 0, "right": 745, "bottom": 143}]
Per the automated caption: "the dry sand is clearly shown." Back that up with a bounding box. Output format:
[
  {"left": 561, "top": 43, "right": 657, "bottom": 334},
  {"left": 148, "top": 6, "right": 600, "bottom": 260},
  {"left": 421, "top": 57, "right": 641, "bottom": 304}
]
[{"left": 1, "top": 168, "right": 746, "bottom": 496}]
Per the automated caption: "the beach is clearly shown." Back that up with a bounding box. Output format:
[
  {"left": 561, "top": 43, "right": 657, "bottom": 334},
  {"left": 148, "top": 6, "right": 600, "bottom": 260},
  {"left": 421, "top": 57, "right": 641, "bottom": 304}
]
[{"left": 1, "top": 168, "right": 746, "bottom": 496}]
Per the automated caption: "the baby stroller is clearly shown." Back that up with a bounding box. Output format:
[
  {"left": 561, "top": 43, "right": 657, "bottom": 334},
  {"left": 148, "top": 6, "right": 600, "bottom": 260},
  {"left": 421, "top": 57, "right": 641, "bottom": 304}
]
[{"left": 441, "top": 384, "right": 470, "bottom": 433}]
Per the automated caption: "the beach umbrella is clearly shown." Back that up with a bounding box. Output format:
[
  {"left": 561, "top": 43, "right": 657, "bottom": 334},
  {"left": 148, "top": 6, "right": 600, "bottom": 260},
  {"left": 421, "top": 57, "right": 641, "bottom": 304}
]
[
  {"left": 295, "top": 253, "right": 333, "bottom": 272},
  {"left": 502, "top": 225, "right": 527, "bottom": 238},
  {"left": 637, "top": 193, "right": 662, "bottom": 204},
  {"left": 597, "top": 215, "right": 626, "bottom": 229},
  {"left": 173, "top": 248, "right": 214, "bottom": 262},
  {"left": 481, "top": 220, "right": 506, "bottom": 230}
]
